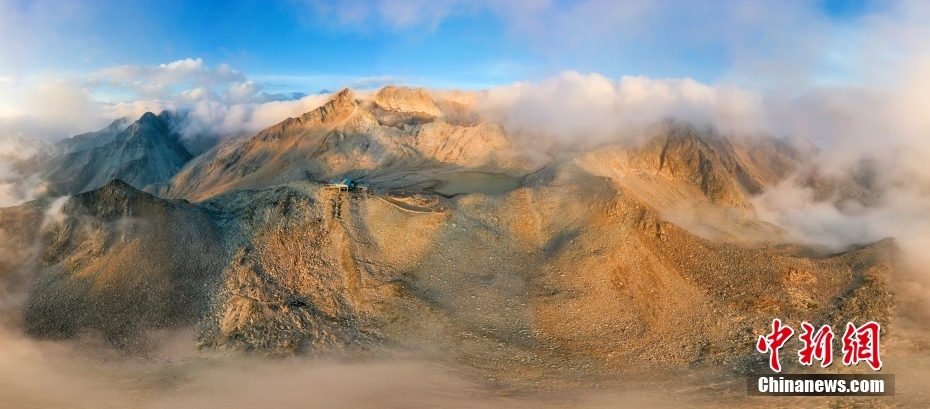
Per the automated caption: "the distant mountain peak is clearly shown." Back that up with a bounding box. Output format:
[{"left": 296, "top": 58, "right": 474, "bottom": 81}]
[
  {"left": 334, "top": 87, "right": 352, "bottom": 98},
  {"left": 105, "top": 117, "right": 133, "bottom": 131},
  {"left": 126, "top": 111, "right": 170, "bottom": 134},
  {"left": 296, "top": 88, "right": 357, "bottom": 125},
  {"left": 33, "top": 111, "right": 193, "bottom": 196}
]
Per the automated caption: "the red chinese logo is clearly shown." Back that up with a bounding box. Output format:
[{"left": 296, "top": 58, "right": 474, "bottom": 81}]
[
  {"left": 798, "top": 322, "right": 834, "bottom": 367},
  {"left": 842, "top": 321, "right": 882, "bottom": 370},
  {"left": 755, "top": 319, "right": 882, "bottom": 372},
  {"left": 756, "top": 318, "right": 794, "bottom": 372}
]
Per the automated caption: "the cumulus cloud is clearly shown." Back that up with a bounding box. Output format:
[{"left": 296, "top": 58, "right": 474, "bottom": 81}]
[
  {"left": 0, "top": 166, "right": 42, "bottom": 208},
  {"left": 479, "top": 71, "right": 764, "bottom": 146},
  {"left": 0, "top": 78, "right": 107, "bottom": 140},
  {"left": 222, "top": 81, "right": 262, "bottom": 104},
  {"left": 0, "top": 137, "right": 46, "bottom": 207},
  {"left": 170, "top": 94, "right": 333, "bottom": 139},
  {"left": 0, "top": 58, "right": 336, "bottom": 144},
  {"left": 463, "top": 1, "right": 930, "bottom": 284},
  {"left": 90, "top": 58, "right": 247, "bottom": 100}
]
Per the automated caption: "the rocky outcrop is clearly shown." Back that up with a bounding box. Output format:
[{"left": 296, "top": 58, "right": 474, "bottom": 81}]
[
  {"left": 629, "top": 124, "right": 753, "bottom": 208},
  {"left": 373, "top": 86, "right": 443, "bottom": 117},
  {"left": 707, "top": 135, "right": 806, "bottom": 195}
]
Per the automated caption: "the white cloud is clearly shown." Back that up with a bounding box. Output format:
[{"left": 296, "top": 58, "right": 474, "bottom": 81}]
[
  {"left": 222, "top": 82, "right": 262, "bottom": 104},
  {"left": 0, "top": 58, "right": 336, "bottom": 143},
  {"left": 171, "top": 94, "right": 333, "bottom": 138},
  {"left": 0, "top": 0, "right": 930, "bottom": 285},
  {"left": 0, "top": 78, "right": 108, "bottom": 141},
  {"left": 479, "top": 71, "right": 764, "bottom": 145},
  {"left": 92, "top": 58, "right": 246, "bottom": 91},
  {"left": 85, "top": 59, "right": 250, "bottom": 101},
  {"left": 98, "top": 92, "right": 333, "bottom": 140},
  {"left": 177, "top": 87, "right": 221, "bottom": 103},
  {"left": 0, "top": 137, "right": 46, "bottom": 207}
]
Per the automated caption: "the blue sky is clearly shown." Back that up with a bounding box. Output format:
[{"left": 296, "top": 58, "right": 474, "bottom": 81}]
[
  {"left": 3, "top": 1, "right": 532, "bottom": 90},
  {"left": 0, "top": 0, "right": 888, "bottom": 92}
]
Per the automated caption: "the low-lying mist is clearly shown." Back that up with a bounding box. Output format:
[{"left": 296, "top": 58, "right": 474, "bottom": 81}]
[
  {"left": 0, "top": 322, "right": 739, "bottom": 408},
  {"left": 3, "top": 319, "right": 930, "bottom": 407}
]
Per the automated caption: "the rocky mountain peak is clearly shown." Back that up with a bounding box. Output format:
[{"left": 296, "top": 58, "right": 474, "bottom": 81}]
[
  {"left": 296, "top": 88, "right": 357, "bottom": 126},
  {"left": 125, "top": 111, "right": 173, "bottom": 137},
  {"left": 373, "top": 86, "right": 443, "bottom": 117},
  {"left": 622, "top": 123, "right": 752, "bottom": 208},
  {"left": 138, "top": 111, "right": 159, "bottom": 122},
  {"left": 105, "top": 117, "right": 133, "bottom": 132},
  {"left": 31, "top": 111, "right": 193, "bottom": 196}
]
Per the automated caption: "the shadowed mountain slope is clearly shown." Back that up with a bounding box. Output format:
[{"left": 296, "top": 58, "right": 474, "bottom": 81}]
[
  {"left": 22, "top": 180, "right": 223, "bottom": 348},
  {"left": 28, "top": 112, "right": 192, "bottom": 196}
]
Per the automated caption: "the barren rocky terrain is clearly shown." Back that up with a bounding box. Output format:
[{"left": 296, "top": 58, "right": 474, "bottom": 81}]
[{"left": 0, "top": 87, "right": 918, "bottom": 406}]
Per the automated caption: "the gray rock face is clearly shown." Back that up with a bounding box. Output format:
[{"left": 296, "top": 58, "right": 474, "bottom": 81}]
[{"left": 33, "top": 111, "right": 192, "bottom": 196}]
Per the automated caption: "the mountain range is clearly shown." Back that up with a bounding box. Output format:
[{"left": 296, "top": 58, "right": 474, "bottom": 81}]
[{"left": 0, "top": 87, "right": 896, "bottom": 383}]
